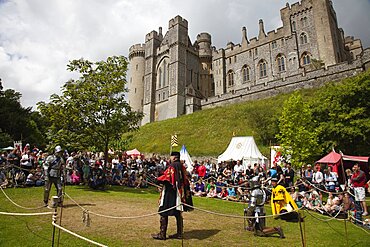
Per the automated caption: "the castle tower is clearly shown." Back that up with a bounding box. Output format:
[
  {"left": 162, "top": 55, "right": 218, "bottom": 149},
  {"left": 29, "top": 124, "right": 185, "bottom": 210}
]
[
  {"left": 197, "top": 32, "right": 213, "bottom": 97},
  {"left": 311, "top": 0, "right": 347, "bottom": 65},
  {"left": 142, "top": 29, "right": 163, "bottom": 124},
  {"left": 128, "top": 44, "right": 145, "bottom": 114},
  {"left": 166, "top": 16, "right": 189, "bottom": 120}
]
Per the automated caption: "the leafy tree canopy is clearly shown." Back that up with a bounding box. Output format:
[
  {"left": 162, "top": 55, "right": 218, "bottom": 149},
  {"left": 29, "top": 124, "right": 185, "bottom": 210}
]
[
  {"left": 0, "top": 80, "right": 46, "bottom": 148},
  {"left": 37, "top": 56, "right": 143, "bottom": 159},
  {"left": 277, "top": 92, "right": 320, "bottom": 167},
  {"left": 310, "top": 71, "right": 370, "bottom": 155}
]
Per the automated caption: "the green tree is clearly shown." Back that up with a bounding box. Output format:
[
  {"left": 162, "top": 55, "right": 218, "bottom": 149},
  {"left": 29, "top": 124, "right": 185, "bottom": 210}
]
[
  {"left": 38, "top": 56, "right": 143, "bottom": 162},
  {"left": 276, "top": 92, "right": 320, "bottom": 167},
  {"left": 0, "top": 82, "right": 46, "bottom": 148},
  {"left": 311, "top": 71, "right": 370, "bottom": 155}
]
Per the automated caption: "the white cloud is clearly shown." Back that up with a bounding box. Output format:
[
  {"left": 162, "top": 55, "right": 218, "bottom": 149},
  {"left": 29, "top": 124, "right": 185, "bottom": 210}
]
[{"left": 0, "top": 0, "right": 369, "bottom": 110}]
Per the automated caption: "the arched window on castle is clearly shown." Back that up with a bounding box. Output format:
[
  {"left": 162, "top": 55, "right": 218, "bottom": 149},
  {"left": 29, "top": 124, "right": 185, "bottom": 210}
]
[
  {"left": 300, "top": 17, "right": 308, "bottom": 27},
  {"left": 242, "top": 65, "right": 251, "bottom": 83},
  {"left": 258, "top": 60, "right": 267, "bottom": 78},
  {"left": 227, "top": 70, "right": 234, "bottom": 86},
  {"left": 276, "top": 54, "right": 286, "bottom": 72},
  {"left": 301, "top": 52, "right": 311, "bottom": 65},
  {"left": 156, "top": 58, "right": 169, "bottom": 89},
  {"left": 157, "top": 68, "right": 162, "bottom": 88},
  {"left": 300, "top": 32, "right": 308, "bottom": 44}
]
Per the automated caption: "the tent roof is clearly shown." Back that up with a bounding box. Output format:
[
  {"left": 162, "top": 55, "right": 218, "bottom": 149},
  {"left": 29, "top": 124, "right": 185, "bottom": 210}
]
[
  {"left": 342, "top": 155, "right": 369, "bottom": 163},
  {"left": 126, "top": 148, "right": 141, "bottom": 156},
  {"left": 316, "top": 151, "right": 341, "bottom": 164},
  {"left": 218, "top": 136, "right": 267, "bottom": 163}
]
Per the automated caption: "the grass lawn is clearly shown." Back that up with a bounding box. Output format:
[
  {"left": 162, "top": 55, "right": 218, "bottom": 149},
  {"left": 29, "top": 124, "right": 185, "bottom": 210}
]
[{"left": 0, "top": 186, "right": 369, "bottom": 247}]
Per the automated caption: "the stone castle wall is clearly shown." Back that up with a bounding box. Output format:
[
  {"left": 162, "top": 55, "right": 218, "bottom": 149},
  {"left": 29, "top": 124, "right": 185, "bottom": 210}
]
[{"left": 202, "top": 49, "right": 370, "bottom": 109}]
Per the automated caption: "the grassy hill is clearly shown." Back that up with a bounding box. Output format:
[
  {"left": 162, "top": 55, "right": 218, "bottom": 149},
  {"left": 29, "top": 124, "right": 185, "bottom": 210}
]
[{"left": 125, "top": 88, "right": 317, "bottom": 158}]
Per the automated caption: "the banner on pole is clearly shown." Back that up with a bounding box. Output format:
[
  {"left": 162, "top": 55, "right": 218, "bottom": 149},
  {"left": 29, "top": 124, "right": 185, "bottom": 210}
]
[{"left": 171, "top": 135, "right": 178, "bottom": 147}]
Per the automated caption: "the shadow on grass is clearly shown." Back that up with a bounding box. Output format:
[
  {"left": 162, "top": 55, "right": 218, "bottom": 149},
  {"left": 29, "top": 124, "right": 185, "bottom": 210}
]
[
  {"left": 63, "top": 203, "right": 96, "bottom": 209},
  {"left": 183, "top": 229, "right": 221, "bottom": 240},
  {"left": 72, "top": 185, "right": 159, "bottom": 195}
]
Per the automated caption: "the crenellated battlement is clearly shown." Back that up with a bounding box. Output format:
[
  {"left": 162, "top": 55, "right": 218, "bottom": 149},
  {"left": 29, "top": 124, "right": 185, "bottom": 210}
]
[
  {"left": 145, "top": 30, "right": 162, "bottom": 42},
  {"left": 129, "top": 44, "right": 145, "bottom": 60},
  {"left": 169, "top": 15, "right": 188, "bottom": 29},
  {"left": 197, "top": 33, "right": 211, "bottom": 43},
  {"left": 281, "top": 0, "right": 313, "bottom": 16}
]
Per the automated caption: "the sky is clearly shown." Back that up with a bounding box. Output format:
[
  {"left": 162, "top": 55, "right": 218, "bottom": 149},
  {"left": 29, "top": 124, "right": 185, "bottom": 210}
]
[{"left": 0, "top": 0, "right": 369, "bottom": 110}]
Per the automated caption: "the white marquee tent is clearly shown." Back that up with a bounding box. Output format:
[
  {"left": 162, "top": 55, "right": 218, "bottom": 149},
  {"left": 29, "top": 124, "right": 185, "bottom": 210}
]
[{"left": 217, "top": 136, "right": 268, "bottom": 168}]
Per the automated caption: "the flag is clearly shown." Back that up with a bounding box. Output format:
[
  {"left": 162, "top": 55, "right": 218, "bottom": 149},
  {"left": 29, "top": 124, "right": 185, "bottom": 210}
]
[{"left": 171, "top": 135, "right": 178, "bottom": 147}]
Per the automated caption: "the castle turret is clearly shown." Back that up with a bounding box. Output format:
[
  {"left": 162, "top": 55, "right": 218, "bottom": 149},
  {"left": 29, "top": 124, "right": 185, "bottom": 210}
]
[
  {"left": 197, "top": 32, "right": 213, "bottom": 97},
  {"left": 128, "top": 44, "right": 145, "bottom": 114}
]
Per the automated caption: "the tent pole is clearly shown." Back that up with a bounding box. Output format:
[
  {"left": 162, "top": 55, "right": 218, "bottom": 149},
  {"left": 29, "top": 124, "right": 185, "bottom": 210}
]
[{"left": 340, "top": 153, "right": 347, "bottom": 187}]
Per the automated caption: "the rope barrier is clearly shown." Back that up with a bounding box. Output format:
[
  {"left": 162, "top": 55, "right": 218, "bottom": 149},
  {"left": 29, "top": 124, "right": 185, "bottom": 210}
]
[
  {"left": 64, "top": 192, "right": 181, "bottom": 220},
  {"left": 303, "top": 207, "right": 345, "bottom": 222},
  {"left": 347, "top": 216, "right": 370, "bottom": 235},
  {"left": 181, "top": 202, "right": 301, "bottom": 219},
  {"left": 52, "top": 222, "right": 108, "bottom": 247},
  {"left": 0, "top": 211, "right": 53, "bottom": 216},
  {"left": 0, "top": 187, "right": 50, "bottom": 210}
]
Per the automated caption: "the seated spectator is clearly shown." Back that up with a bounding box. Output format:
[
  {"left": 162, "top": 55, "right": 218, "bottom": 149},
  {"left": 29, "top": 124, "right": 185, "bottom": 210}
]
[
  {"left": 206, "top": 186, "right": 217, "bottom": 198},
  {"left": 34, "top": 165, "right": 44, "bottom": 186},
  {"left": 206, "top": 180, "right": 216, "bottom": 193},
  {"left": 226, "top": 185, "right": 238, "bottom": 201},
  {"left": 89, "top": 163, "right": 106, "bottom": 190},
  {"left": 222, "top": 164, "right": 233, "bottom": 182},
  {"left": 215, "top": 176, "right": 226, "bottom": 193},
  {"left": 342, "top": 191, "right": 355, "bottom": 212},
  {"left": 194, "top": 178, "right": 206, "bottom": 196},
  {"left": 0, "top": 169, "right": 9, "bottom": 188},
  {"left": 25, "top": 170, "right": 36, "bottom": 186},
  {"left": 217, "top": 187, "right": 228, "bottom": 199},
  {"left": 71, "top": 170, "right": 81, "bottom": 185},
  {"left": 112, "top": 170, "right": 124, "bottom": 185}
]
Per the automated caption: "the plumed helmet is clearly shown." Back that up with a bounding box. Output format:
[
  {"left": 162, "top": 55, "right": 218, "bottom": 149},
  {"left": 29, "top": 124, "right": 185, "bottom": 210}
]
[
  {"left": 55, "top": 145, "right": 62, "bottom": 153},
  {"left": 249, "top": 175, "right": 261, "bottom": 189}
]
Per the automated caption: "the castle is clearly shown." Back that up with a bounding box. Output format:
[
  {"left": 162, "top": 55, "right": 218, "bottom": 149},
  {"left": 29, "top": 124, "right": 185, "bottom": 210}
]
[{"left": 128, "top": 0, "right": 368, "bottom": 125}]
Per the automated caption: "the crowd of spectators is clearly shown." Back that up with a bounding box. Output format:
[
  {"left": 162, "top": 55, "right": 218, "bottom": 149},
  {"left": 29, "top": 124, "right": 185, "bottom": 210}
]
[{"left": 0, "top": 146, "right": 368, "bottom": 224}]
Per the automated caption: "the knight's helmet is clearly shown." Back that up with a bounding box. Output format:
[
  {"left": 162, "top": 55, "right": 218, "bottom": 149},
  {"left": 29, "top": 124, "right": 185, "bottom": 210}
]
[{"left": 249, "top": 175, "right": 261, "bottom": 189}]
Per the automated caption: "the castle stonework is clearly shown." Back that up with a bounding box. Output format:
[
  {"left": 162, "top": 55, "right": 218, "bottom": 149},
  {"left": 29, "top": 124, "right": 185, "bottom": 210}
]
[{"left": 128, "top": 0, "right": 369, "bottom": 125}]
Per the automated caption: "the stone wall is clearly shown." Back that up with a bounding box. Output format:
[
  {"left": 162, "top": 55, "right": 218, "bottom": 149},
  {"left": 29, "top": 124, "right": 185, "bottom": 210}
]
[{"left": 202, "top": 49, "right": 370, "bottom": 109}]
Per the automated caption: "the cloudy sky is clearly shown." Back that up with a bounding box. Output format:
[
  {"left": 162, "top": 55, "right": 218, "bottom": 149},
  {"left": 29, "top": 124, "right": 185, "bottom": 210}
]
[{"left": 1, "top": 0, "right": 369, "bottom": 110}]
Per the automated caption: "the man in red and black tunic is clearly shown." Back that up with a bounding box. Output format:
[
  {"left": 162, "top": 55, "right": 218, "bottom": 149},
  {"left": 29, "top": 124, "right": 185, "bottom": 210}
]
[{"left": 152, "top": 151, "right": 193, "bottom": 240}]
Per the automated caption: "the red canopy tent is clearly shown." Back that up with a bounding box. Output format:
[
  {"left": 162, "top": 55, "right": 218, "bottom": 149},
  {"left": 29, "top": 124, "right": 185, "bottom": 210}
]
[
  {"left": 126, "top": 148, "right": 141, "bottom": 157},
  {"left": 316, "top": 150, "right": 369, "bottom": 184}
]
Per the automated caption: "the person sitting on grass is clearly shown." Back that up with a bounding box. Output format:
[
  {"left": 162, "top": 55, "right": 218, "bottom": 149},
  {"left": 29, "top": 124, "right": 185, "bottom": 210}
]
[
  {"left": 0, "top": 169, "right": 9, "bottom": 188},
  {"left": 217, "top": 187, "right": 228, "bottom": 199},
  {"left": 206, "top": 180, "right": 216, "bottom": 194},
  {"left": 194, "top": 178, "right": 206, "bottom": 196},
  {"left": 226, "top": 185, "right": 238, "bottom": 201},
  {"left": 112, "top": 170, "right": 124, "bottom": 186},
  {"left": 71, "top": 170, "right": 81, "bottom": 185},
  {"left": 89, "top": 162, "right": 106, "bottom": 190},
  {"left": 206, "top": 186, "right": 217, "bottom": 198}
]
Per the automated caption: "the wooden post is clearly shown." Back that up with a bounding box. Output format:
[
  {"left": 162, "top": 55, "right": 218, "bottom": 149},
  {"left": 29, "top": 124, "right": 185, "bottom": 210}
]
[
  {"left": 298, "top": 212, "right": 305, "bottom": 247},
  {"left": 344, "top": 219, "right": 349, "bottom": 247},
  {"left": 51, "top": 196, "right": 59, "bottom": 247}
]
